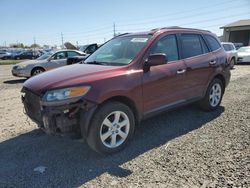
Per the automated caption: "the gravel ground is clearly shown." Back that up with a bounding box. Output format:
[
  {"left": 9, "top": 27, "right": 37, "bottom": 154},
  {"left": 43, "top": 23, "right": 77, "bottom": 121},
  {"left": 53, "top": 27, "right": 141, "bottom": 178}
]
[{"left": 0, "top": 65, "right": 249, "bottom": 188}]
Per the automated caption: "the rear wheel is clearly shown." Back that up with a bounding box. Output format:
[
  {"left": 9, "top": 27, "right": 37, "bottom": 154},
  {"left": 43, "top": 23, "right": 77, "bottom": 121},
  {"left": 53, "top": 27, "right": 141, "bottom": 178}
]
[
  {"left": 230, "top": 58, "right": 235, "bottom": 69},
  {"left": 199, "top": 78, "right": 224, "bottom": 111},
  {"left": 31, "top": 67, "right": 44, "bottom": 76},
  {"left": 86, "top": 101, "right": 135, "bottom": 154}
]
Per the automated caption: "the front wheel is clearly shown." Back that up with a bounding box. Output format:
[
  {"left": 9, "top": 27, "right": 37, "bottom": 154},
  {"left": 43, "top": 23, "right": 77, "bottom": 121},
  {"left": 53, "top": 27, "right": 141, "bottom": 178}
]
[
  {"left": 31, "top": 67, "right": 45, "bottom": 76},
  {"left": 86, "top": 101, "right": 135, "bottom": 154},
  {"left": 199, "top": 78, "right": 224, "bottom": 111}
]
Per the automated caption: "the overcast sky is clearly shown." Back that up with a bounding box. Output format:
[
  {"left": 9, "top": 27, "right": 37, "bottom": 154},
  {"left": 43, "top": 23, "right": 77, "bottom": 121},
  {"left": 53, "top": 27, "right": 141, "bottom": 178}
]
[{"left": 0, "top": 0, "right": 249, "bottom": 46}]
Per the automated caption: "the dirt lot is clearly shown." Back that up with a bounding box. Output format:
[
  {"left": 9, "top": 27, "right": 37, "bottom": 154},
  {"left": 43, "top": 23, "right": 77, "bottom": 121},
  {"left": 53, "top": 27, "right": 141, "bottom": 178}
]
[{"left": 0, "top": 65, "right": 249, "bottom": 187}]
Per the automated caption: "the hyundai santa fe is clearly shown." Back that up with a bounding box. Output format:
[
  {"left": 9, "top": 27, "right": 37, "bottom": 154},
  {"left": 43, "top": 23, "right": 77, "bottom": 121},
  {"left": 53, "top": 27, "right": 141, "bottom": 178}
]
[{"left": 21, "top": 27, "right": 231, "bottom": 154}]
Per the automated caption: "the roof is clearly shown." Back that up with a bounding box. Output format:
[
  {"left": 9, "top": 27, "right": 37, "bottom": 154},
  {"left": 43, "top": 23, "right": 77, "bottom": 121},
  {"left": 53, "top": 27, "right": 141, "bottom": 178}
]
[
  {"left": 220, "top": 19, "right": 250, "bottom": 28},
  {"left": 118, "top": 26, "right": 212, "bottom": 37}
]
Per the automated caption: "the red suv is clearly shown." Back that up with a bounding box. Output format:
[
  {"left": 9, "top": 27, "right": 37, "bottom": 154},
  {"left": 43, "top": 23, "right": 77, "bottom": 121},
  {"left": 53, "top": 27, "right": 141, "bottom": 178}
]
[{"left": 22, "top": 27, "right": 230, "bottom": 154}]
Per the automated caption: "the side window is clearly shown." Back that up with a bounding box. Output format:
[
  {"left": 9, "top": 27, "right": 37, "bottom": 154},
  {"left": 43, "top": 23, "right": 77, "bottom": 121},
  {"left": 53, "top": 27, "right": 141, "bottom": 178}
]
[
  {"left": 150, "top": 35, "right": 179, "bottom": 62},
  {"left": 67, "top": 51, "right": 79, "bottom": 57},
  {"left": 181, "top": 34, "right": 204, "bottom": 58},
  {"left": 204, "top": 35, "right": 221, "bottom": 51},
  {"left": 52, "top": 52, "right": 66, "bottom": 60},
  {"left": 199, "top": 36, "right": 209, "bottom": 53}
]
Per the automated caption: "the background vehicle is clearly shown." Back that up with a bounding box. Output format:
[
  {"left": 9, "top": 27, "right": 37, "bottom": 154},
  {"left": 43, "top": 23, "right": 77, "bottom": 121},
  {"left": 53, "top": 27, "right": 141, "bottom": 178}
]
[
  {"left": 67, "top": 43, "right": 99, "bottom": 65},
  {"left": 233, "top": 43, "right": 244, "bottom": 50},
  {"left": 12, "top": 50, "right": 40, "bottom": 60},
  {"left": 237, "top": 46, "right": 250, "bottom": 63},
  {"left": 221, "top": 42, "right": 238, "bottom": 68},
  {"left": 22, "top": 27, "right": 230, "bottom": 154},
  {"left": 12, "top": 50, "right": 84, "bottom": 77},
  {"left": 0, "top": 51, "right": 12, "bottom": 59},
  {"left": 79, "top": 43, "right": 98, "bottom": 54}
]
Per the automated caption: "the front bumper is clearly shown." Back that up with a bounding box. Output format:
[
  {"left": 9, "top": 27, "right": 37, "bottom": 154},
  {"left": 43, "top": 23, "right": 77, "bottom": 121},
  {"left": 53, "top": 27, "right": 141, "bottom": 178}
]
[
  {"left": 12, "top": 68, "right": 30, "bottom": 77},
  {"left": 22, "top": 88, "right": 97, "bottom": 136},
  {"left": 237, "top": 57, "right": 250, "bottom": 63}
]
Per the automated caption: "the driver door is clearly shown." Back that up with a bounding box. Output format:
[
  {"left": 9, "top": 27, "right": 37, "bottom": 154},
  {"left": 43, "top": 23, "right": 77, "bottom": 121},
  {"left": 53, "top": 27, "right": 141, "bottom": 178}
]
[{"left": 142, "top": 34, "right": 188, "bottom": 115}]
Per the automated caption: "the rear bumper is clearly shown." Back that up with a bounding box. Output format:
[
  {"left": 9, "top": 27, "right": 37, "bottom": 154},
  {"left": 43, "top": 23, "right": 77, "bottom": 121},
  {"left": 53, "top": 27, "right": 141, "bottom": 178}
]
[{"left": 21, "top": 88, "right": 97, "bottom": 137}]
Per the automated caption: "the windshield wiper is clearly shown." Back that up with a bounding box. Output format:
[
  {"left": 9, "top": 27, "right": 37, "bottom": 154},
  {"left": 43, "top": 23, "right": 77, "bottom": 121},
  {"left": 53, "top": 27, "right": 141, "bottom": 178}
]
[{"left": 84, "top": 61, "right": 107, "bottom": 65}]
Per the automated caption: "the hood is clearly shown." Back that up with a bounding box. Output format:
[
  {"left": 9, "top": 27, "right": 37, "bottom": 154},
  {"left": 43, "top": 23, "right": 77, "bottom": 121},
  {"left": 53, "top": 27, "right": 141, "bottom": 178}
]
[
  {"left": 23, "top": 64, "right": 126, "bottom": 94},
  {"left": 15, "top": 59, "right": 47, "bottom": 66},
  {"left": 237, "top": 52, "right": 250, "bottom": 57}
]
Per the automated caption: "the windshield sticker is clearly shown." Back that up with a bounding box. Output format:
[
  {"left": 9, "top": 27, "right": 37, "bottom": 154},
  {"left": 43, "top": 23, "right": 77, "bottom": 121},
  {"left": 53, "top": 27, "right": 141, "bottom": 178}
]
[{"left": 131, "top": 38, "right": 148, "bottom": 42}]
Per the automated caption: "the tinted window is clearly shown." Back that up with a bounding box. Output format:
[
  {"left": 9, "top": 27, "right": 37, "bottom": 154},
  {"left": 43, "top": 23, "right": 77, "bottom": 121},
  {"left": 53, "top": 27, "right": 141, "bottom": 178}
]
[
  {"left": 67, "top": 51, "right": 79, "bottom": 57},
  {"left": 181, "top": 34, "right": 204, "bottom": 58},
  {"left": 150, "top": 35, "right": 179, "bottom": 61},
  {"left": 204, "top": 35, "right": 221, "bottom": 51}
]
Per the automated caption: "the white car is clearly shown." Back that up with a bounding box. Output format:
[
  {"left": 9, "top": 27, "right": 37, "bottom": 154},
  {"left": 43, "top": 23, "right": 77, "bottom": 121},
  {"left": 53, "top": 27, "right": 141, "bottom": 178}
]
[
  {"left": 221, "top": 42, "right": 238, "bottom": 68},
  {"left": 12, "top": 50, "right": 86, "bottom": 78},
  {"left": 237, "top": 46, "right": 250, "bottom": 63}
]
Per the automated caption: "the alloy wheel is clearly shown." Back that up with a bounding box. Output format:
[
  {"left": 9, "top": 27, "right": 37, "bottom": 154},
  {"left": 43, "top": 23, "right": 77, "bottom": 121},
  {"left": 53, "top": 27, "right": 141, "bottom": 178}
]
[
  {"left": 209, "top": 83, "right": 222, "bottom": 107},
  {"left": 100, "top": 111, "right": 130, "bottom": 148}
]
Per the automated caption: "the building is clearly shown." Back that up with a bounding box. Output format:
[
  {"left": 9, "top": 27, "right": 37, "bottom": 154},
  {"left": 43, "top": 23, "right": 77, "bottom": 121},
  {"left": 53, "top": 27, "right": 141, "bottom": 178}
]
[{"left": 220, "top": 19, "right": 250, "bottom": 46}]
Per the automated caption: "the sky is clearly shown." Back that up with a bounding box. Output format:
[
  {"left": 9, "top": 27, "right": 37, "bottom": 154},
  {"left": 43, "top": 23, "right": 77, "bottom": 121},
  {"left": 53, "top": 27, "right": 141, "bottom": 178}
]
[{"left": 0, "top": 0, "right": 250, "bottom": 47}]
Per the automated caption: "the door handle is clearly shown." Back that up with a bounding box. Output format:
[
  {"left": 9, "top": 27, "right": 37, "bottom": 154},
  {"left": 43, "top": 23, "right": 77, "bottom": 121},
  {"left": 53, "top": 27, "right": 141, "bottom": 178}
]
[
  {"left": 177, "top": 69, "right": 186, "bottom": 74},
  {"left": 209, "top": 60, "right": 217, "bottom": 65}
]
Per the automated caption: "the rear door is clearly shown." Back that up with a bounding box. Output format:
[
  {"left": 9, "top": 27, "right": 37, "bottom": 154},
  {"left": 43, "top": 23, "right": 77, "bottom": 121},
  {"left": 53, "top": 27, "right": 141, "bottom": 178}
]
[{"left": 180, "top": 33, "right": 216, "bottom": 98}]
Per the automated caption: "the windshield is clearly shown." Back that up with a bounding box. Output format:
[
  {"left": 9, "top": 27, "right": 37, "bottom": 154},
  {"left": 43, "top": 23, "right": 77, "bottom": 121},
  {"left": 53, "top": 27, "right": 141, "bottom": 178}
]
[
  {"left": 238, "top": 47, "right": 250, "bottom": 53},
  {"left": 85, "top": 36, "right": 151, "bottom": 65},
  {"left": 37, "top": 52, "right": 53, "bottom": 60}
]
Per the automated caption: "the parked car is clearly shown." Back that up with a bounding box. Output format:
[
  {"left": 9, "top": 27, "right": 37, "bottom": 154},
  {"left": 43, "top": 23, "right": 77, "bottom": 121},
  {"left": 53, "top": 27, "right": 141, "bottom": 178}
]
[
  {"left": 21, "top": 27, "right": 231, "bottom": 154},
  {"left": 0, "top": 51, "right": 12, "bottom": 59},
  {"left": 12, "top": 50, "right": 84, "bottom": 77},
  {"left": 233, "top": 43, "right": 244, "bottom": 50},
  {"left": 221, "top": 42, "right": 238, "bottom": 68},
  {"left": 67, "top": 43, "right": 99, "bottom": 65},
  {"left": 79, "top": 43, "right": 98, "bottom": 54},
  {"left": 237, "top": 46, "right": 250, "bottom": 63},
  {"left": 12, "top": 50, "right": 40, "bottom": 60}
]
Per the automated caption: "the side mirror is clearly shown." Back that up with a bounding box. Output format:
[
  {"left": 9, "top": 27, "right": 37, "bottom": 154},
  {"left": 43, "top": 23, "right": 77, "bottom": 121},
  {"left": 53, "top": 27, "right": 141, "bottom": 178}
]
[{"left": 144, "top": 53, "right": 167, "bottom": 72}]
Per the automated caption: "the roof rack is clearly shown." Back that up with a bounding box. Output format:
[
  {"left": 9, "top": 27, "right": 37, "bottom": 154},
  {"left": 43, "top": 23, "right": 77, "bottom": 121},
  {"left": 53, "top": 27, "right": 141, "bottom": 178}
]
[
  {"left": 114, "top": 33, "right": 130, "bottom": 37},
  {"left": 151, "top": 26, "right": 211, "bottom": 33}
]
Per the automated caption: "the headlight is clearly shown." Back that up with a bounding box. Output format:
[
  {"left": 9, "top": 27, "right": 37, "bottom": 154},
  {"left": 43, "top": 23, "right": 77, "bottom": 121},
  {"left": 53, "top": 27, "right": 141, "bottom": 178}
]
[
  {"left": 13, "top": 64, "right": 26, "bottom": 70},
  {"left": 42, "top": 86, "right": 91, "bottom": 102}
]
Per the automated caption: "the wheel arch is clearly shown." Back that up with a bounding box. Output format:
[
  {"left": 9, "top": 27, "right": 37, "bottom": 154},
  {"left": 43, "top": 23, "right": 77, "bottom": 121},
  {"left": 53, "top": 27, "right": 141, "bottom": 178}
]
[
  {"left": 31, "top": 66, "right": 46, "bottom": 75},
  {"left": 81, "top": 95, "right": 140, "bottom": 138},
  {"left": 213, "top": 74, "right": 226, "bottom": 93},
  {"left": 101, "top": 95, "right": 141, "bottom": 126}
]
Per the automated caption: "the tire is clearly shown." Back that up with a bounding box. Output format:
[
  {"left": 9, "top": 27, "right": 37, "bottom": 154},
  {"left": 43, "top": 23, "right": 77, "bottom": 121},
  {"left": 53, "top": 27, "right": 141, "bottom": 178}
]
[
  {"left": 230, "top": 58, "right": 235, "bottom": 69},
  {"left": 199, "top": 78, "right": 224, "bottom": 111},
  {"left": 31, "top": 67, "right": 45, "bottom": 76},
  {"left": 86, "top": 101, "right": 135, "bottom": 154}
]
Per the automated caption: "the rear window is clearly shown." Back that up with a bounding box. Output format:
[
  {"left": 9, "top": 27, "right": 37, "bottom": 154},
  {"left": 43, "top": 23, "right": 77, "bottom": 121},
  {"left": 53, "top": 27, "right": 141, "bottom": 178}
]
[
  {"left": 204, "top": 35, "right": 221, "bottom": 51},
  {"left": 181, "top": 34, "right": 207, "bottom": 59}
]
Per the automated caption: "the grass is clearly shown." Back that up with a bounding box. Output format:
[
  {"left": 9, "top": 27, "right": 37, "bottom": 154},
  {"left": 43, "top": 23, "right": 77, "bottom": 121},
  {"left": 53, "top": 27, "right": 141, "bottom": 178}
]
[{"left": 0, "top": 60, "right": 23, "bottom": 65}]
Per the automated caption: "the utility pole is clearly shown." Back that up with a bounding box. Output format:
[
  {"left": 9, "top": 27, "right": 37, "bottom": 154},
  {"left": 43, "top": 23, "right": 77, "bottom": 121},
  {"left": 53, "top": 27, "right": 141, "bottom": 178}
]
[
  {"left": 61, "top": 32, "right": 64, "bottom": 48},
  {"left": 113, "top": 23, "right": 116, "bottom": 37},
  {"left": 33, "top": 37, "right": 36, "bottom": 49}
]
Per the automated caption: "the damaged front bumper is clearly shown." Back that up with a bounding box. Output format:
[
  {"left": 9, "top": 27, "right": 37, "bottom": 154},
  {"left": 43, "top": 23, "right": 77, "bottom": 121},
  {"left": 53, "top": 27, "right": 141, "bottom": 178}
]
[{"left": 21, "top": 88, "right": 97, "bottom": 137}]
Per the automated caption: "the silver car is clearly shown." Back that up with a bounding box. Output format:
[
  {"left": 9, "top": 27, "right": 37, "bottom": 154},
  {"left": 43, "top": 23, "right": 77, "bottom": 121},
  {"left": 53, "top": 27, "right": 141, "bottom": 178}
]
[
  {"left": 221, "top": 42, "right": 238, "bottom": 68},
  {"left": 12, "top": 50, "right": 86, "bottom": 78}
]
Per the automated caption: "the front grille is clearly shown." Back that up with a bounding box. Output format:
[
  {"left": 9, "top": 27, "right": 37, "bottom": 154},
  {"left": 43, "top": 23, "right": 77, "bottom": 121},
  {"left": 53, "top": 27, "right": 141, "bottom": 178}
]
[{"left": 23, "top": 89, "right": 43, "bottom": 124}]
